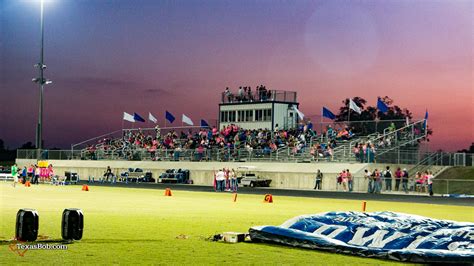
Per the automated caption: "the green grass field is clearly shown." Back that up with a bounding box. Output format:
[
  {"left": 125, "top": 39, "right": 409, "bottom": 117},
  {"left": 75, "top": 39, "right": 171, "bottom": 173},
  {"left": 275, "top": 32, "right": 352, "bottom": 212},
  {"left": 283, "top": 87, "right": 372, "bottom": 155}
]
[{"left": 1, "top": 183, "right": 473, "bottom": 265}]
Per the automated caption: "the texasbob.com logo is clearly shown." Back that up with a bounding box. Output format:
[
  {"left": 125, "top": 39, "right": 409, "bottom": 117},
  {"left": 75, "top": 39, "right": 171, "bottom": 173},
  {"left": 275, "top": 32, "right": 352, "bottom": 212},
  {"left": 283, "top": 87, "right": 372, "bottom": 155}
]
[{"left": 9, "top": 239, "right": 68, "bottom": 257}]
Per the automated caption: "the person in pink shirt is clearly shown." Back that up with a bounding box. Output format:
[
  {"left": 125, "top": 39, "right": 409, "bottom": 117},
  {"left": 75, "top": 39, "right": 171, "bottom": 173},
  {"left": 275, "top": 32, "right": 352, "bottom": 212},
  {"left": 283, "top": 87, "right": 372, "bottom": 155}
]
[
  {"left": 341, "top": 170, "right": 348, "bottom": 191},
  {"left": 48, "top": 164, "right": 54, "bottom": 182},
  {"left": 27, "top": 165, "right": 34, "bottom": 182},
  {"left": 394, "top": 167, "right": 402, "bottom": 191}
]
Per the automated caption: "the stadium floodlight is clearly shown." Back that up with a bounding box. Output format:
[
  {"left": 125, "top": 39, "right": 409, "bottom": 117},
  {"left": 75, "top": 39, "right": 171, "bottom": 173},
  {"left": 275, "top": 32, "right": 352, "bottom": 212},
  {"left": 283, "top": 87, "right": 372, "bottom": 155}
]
[{"left": 32, "top": 0, "right": 54, "bottom": 154}]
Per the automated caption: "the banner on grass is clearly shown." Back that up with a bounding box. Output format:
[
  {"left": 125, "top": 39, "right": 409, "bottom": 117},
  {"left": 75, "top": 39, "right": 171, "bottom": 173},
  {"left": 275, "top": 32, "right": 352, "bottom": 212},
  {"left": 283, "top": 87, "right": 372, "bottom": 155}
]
[{"left": 249, "top": 211, "right": 474, "bottom": 263}]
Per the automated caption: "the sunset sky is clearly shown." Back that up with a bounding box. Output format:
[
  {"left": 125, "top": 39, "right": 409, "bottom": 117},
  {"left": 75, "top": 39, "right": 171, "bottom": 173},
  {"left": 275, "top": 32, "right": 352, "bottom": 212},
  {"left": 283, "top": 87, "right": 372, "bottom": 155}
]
[{"left": 0, "top": 0, "right": 472, "bottom": 151}]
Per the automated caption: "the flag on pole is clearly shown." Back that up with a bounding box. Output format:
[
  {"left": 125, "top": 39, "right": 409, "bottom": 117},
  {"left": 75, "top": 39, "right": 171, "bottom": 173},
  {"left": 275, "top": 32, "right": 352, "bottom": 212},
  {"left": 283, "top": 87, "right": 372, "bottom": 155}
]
[
  {"left": 377, "top": 97, "right": 389, "bottom": 113},
  {"left": 423, "top": 109, "right": 428, "bottom": 129},
  {"left": 165, "top": 111, "right": 175, "bottom": 123},
  {"left": 322, "top": 107, "right": 336, "bottom": 120},
  {"left": 182, "top": 114, "right": 194, "bottom": 126},
  {"left": 200, "top": 119, "right": 210, "bottom": 128},
  {"left": 293, "top": 106, "right": 305, "bottom": 120},
  {"left": 148, "top": 112, "right": 158, "bottom": 124},
  {"left": 133, "top": 112, "right": 145, "bottom": 122},
  {"left": 123, "top": 112, "right": 135, "bottom": 122},
  {"left": 349, "top": 99, "right": 361, "bottom": 114}
]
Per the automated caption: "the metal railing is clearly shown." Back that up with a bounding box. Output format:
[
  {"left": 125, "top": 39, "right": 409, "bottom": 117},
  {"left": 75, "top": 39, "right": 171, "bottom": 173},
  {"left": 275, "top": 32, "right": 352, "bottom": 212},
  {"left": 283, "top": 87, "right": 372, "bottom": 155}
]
[
  {"left": 17, "top": 146, "right": 472, "bottom": 167},
  {"left": 221, "top": 89, "right": 297, "bottom": 104}
]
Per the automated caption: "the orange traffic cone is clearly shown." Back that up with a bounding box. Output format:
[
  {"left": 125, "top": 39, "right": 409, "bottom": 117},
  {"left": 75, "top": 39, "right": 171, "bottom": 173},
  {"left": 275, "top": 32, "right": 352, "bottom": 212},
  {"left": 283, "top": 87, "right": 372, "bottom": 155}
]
[
  {"left": 82, "top": 185, "right": 89, "bottom": 191},
  {"left": 263, "top": 194, "right": 273, "bottom": 203},
  {"left": 164, "top": 188, "right": 172, "bottom": 196},
  {"left": 232, "top": 193, "right": 238, "bottom": 202}
]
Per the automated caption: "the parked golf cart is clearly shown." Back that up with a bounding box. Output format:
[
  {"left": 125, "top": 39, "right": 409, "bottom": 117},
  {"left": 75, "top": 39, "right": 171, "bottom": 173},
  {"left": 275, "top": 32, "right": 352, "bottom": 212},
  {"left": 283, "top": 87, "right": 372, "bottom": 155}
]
[{"left": 237, "top": 166, "right": 272, "bottom": 187}]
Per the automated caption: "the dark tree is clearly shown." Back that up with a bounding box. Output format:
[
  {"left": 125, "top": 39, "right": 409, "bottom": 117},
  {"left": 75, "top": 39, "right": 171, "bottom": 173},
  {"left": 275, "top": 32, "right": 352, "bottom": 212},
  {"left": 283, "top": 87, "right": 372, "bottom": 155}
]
[
  {"left": 19, "top": 142, "right": 36, "bottom": 150},
  {"left": 335, "top": 96, "right": 433, "bottom": 138},
  {"left": 458, "top": 143, "right": 474, "bottom": 153}
]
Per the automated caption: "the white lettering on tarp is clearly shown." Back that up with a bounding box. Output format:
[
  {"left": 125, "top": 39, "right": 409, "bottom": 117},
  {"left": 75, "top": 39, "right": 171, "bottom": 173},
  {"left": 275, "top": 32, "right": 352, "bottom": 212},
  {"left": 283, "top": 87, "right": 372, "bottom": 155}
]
[
  {"left": 406, "top": 235, "right": 431, "bottom": 249},
  {"left": 312, "top": 225, "right": 347, "bottom": 238},
  {"left": 348, "top": 227, "right": 407, "bottom": 248},
  {"left": 452, "top": 229, "right": 474, "bottom": 241},
  {"left": 448, "top": 241, "right": 472, "bottom": 251},
  {"left": 334, "top": 217, "right": 368, "bottom": 224}
]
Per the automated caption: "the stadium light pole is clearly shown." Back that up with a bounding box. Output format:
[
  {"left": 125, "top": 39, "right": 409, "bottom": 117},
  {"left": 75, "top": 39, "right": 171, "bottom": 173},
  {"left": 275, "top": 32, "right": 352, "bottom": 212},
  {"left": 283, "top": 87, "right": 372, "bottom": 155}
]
[{"left": 32, "top": 0, "right": 52, "bottom": 155}]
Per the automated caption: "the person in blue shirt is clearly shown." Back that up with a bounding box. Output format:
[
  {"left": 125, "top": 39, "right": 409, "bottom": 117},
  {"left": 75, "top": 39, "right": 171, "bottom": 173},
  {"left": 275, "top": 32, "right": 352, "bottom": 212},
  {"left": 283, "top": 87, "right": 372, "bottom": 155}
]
[{"left": 21, "top": 166, "right": 27, "bottom": 184}]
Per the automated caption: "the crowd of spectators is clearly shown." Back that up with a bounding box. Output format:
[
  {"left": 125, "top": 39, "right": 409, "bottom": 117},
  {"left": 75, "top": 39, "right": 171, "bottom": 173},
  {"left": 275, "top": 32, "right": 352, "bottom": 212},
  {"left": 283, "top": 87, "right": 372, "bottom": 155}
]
[
  {"left": 83, "top": 121, "right": 324, "bottom": 161},
  {"left": 213, "top": 168, "right": 238, "bottom": 192},
  {"left": 310, "top": 125, "right": 356, "bottom": 161},
  {"left": 315, "top": 165, "right": 433, "bottom": 196},
  {"left": 223, "top": 85, "right": 275, "bottom": 103},
  {"left": 362, "top": 166, "right": 433, "bottom": 196},
  {"left": 10, "top": 164, "right": 56, "bottom": 186}
]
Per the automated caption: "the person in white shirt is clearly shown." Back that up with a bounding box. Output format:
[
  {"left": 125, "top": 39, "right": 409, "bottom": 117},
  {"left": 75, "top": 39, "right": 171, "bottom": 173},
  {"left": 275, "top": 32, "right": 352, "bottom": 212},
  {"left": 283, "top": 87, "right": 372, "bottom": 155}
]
[
  {"left": 364, "top": 169, "right": 373, "bottom": 193},
  {"left": 230, "top": 169, "right": 237, "bottom": 192},
  {"left": 216, "top": 169, "right": 226, "bottom": 192},
  {"left": 427, "top": 171, "right": 434, "bottom": 196}
]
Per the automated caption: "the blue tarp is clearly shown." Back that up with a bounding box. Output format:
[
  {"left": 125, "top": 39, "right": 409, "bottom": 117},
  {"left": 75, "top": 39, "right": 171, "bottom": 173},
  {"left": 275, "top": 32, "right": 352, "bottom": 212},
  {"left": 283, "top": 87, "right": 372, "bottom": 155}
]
[{"left": 249, "top": 211, "right": 474, "bottom": 263}]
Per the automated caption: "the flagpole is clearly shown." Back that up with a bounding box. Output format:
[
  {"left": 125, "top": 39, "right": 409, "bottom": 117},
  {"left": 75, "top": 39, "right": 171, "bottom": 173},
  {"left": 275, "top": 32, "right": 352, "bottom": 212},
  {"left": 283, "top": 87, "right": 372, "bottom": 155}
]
[
  {"left": 347, "top": 100, "right": 351, "bottom": 124},
  {"left": 121, "top": 118, "right": 124, "bottom": 137},
  {"left": 320, "top": 108, "right": 323, "bottom": 140},
  {"left": 375, "top": 112, "right": 379, "bottom": 133}
]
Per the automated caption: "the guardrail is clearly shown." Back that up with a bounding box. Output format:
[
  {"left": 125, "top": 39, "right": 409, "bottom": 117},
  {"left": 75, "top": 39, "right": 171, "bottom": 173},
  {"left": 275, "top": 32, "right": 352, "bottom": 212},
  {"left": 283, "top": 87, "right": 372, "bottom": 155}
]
[{"left": 16, "top": 148, "right": 473, "bottom": 167}]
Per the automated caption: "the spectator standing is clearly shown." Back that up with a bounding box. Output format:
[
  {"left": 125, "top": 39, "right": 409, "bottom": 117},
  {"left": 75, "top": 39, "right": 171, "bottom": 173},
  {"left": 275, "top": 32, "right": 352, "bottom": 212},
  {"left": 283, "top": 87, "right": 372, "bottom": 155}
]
[
  {"left": 314, "top": 169, "right": 323, "bottom": 190},
  {"left": 383, "top": 166, "right": 392, "bottom": 192},
  {"left": 224, "top": 87, "right": 232, "bottom": 102},
  {"left": 27, "top": 165, "right": 34, "bottom": 183},
  {"left": 48, "top": 164, "right": 54, "bottom": 182},
  {"left": 104, "top": 166, "right": 113, "bottom": 183},
  {"left": 230, "top": 169, "right": 237, "bottom": 192},
  {"left": 336, "top": 172, "right": 343, "bottom": 191},
  {"left": 394, "top": 167, "right": 402, "bottom": 191},
  {"left": 373, "top": 169, "right": 382, "bottom": 194},
  {"left": 401, "top": 168, "right": 409, "bottom": 193},
  {"left": 347, "top": 169, "right": 353, "bottom": 192},
  {"left": 21, "top": 166, "right": 27, "bottom": 184},
  {"left": 341, "top": 170, "right": 348, "bottom": 191},
  {"left": 238, "top": 87, "right": 244, "bottom": 101},
  {"left": 427, "top": 171, "right": 434, "bottom": 196},
  {"left": 364, "top": 169, "right": 373, "bottom": 193},
  {"left": 11, "top": 164, "right": 18, "bottom": 187},
  {"left": 33, "top": 165, "right": 40, "bottom": 184},
  {"left": 224, "top": 168, "right": 230, "bottom": 191},
  {"left": 216, "top": 169, "right": 225, "bottom": 192}
]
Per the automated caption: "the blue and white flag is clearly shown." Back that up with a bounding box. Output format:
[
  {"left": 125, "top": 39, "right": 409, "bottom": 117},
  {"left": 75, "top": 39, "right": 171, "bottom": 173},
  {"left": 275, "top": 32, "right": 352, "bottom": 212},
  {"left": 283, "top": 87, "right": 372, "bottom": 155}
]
[
  {"left": 123, "top": 112, "right": 135, "bottom": 123},
  {"left": 377, "top": 98, "right": 389, "bottom": 113},
  {"left": 133, "top": 112, "right": 145, "bottom": 122},
  {"left": 322, "top": 107, "right": 336, "bottom": 120},
  {"left": 200, "top": 119, "right": 210, "bottom": 128},
  {"left": 293, "top": 106, "right": 305, "bottom": 120},
  {"left": 349, "top": 99, "right": 361, "bottom": 114},
  {"left": 423, "top": 109, "right": 429, "bottom": 129},
  {"left": 165, "top": 111, "right": 175, "bottom": 124},
  {"left": 148, "top": 112, "right": 158, "bottom": 124},
  {"left": 182, "top": 114, "right": 194, "bottom": 126},
  {"left": 249, "top": 211, "right": 474, "bottom": 263}
]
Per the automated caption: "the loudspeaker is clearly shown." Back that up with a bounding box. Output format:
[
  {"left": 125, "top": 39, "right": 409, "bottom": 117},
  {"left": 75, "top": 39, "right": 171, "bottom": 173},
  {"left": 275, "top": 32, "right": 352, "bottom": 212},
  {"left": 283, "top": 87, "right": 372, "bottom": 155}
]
[
  {"left": 15, "top": 209, "right": 39, "bottom": 241},
  {"left": 61, "top": 208, "right": 84, "bottom": 241}
]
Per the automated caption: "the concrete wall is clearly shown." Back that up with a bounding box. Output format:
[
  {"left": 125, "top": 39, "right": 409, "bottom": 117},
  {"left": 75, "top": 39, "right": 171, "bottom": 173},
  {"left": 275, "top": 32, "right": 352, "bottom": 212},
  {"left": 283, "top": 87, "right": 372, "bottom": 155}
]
[{"left": 17, "top": 159, "right": 378, "bottom": 191}]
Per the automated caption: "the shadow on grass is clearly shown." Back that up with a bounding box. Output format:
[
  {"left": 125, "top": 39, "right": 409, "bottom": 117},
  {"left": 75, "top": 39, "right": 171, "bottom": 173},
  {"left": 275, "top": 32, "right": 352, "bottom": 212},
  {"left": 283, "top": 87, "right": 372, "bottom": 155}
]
[
  {"left": 0, "top": 239, "right": 73, "bottom": 246},
  {"left": 0, "top": 239, "right": 168, "bottom": 246}
]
